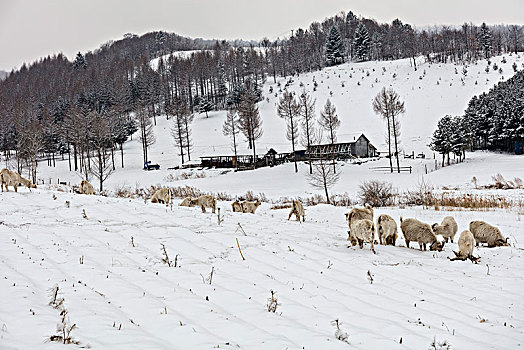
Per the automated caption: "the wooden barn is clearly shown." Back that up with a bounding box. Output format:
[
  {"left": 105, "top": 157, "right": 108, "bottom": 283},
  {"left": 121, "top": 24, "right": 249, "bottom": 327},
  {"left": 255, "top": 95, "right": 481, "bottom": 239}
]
[{"left": 306, "top": 134, "right": 377, "bottom": 160}]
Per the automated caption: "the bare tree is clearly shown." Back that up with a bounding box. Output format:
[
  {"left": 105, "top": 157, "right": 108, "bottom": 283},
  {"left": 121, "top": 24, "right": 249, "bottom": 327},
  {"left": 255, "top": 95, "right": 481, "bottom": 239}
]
[
  {"left": 318, "top": 99, "right": 340, "bottom": 172},
  {"left": 277, "top": 91, "right": 301, "bottom": 173},
  {"left": 222, "top": 109, "right": 240, "bottom": 167},
  {"left": 238, "top": 94, "right": 263, "bottom": 169},
  {"left": 136, "top": 107, "right": 155, "bottom": 166},
  {"left": 298, "top": 90, "right": 316, "bottom": 174},
  {"left": 372, "top": 87, "right": 405, "bottom": 173},
  {"left": 308, "top": 157, "right": 340, "bottom": 205},
  {"left": 18, "top": 118, "right": 44, "bottom": 183},
  {"left": 169, "top": 100, "right": 191, "bottom": 165},
  {"left": 88, "top": 111, "right": 113, "bottom": 192}
]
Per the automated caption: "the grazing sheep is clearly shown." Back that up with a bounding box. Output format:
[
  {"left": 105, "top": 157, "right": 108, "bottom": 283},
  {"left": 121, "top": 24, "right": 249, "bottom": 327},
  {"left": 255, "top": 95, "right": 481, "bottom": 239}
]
[
  {"left": 1, "top": 168, "right": 37, "bottom": 192},
  {"left": 241, "top": 200, "right": 261, "bottom": 214},
  {"left": 231, "top": 200, "right": 243, "bottom": 213},
  {"left": 376, "top": 214, "right": 398, "bottom": 245},
  {"left": 179, "top": 196, "right": 193, "bottom": 207},
  {"left": 190, "top": 195, "right": 217, "bottom": 213},
  {"left": 469, "top": 220, "right": 509, "bottom": 247},
  {"left": 80, "top": 180, "right": 95, "bottom": 195},
  {"left": 400, "top": 217, "right": 444, "bottom": 251},
  {"left": 345, "top": 205, "right": 374, "bottom": 245},
  {"left": 151, "top": 188, "right": 171, "bottom": 207},
  {"left": 351, "top": 219, "right": 376, "bottom": 254},
  {"left": 287, "top": 200, "right": 305, "bottom": 222},
  {"left": 432, "top": 216, "right": 458, "bottom": 243},
  {"left": 453, "top": 230, "right": 475, "bottom": 260}
]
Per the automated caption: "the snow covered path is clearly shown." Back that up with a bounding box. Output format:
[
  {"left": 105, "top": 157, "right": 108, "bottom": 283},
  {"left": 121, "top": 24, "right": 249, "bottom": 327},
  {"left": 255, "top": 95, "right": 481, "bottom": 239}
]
[{"left": 0, "top": 189, "right": 523, "bottom": 349}]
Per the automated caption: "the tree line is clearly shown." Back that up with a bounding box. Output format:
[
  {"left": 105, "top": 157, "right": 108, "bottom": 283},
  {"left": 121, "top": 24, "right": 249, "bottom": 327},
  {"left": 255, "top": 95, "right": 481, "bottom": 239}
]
[{"left": 431, "top": 69, "right": 524, "bottom": 163}]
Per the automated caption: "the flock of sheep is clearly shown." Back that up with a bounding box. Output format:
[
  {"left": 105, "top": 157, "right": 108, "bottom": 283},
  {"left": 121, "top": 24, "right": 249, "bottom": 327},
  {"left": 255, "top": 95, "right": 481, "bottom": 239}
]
[
  {"left": 0, "top": 171, "right": 510, "bottom": 263},
  {"left": 344, "top": 204, "right": 509, "bottom": 260},
  {"left": 147, "top": 186, "right": 509, "bottom": 262}
]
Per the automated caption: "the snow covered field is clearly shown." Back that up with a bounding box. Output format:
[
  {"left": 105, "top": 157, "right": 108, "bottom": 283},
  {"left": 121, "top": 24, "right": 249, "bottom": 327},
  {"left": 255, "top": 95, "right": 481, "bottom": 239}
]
[
  {"left": 2, "top": 54, "right": 524, "bottom": 349},
  {"left": 1, "top": 188, "right": 523, "bottom": 349}
]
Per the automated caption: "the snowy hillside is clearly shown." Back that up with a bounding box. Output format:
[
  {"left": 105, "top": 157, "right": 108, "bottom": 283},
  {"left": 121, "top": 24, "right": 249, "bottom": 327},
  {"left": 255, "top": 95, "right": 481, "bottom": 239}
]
[
  {"left": 27, "top": 53, "right": 524, "bottom": 200},
  {"left": 1, "top": 188, "right": 523, "bottom": 349}
]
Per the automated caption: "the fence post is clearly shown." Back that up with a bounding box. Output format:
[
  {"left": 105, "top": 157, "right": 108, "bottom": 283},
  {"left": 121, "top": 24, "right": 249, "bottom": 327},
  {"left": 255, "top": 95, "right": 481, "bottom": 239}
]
[
  {"left": 409, "top": 166, "right": 412, "bottom": 174},
  {"left": 425, "top": 164, "right": 427, "bottom": 174}
]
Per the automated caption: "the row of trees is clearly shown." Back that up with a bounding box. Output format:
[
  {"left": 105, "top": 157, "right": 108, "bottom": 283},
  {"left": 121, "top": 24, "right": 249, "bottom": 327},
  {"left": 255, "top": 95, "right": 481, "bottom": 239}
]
[{"left": 430, "top": 70, "right": 524, "bottom": 162}]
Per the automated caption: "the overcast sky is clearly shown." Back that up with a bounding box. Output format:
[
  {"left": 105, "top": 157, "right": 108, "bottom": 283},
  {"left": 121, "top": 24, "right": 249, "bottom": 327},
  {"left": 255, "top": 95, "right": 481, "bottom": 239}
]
[{"left": 1, "top": 0, "right": 523, "bottom": 71}]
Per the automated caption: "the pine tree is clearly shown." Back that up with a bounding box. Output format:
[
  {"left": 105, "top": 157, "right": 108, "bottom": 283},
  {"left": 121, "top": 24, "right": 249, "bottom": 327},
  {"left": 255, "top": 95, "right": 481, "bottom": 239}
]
[
  {"left": 430, "top": 115, "right": 454, "bottom": 166},
  {"left": 326, "top": 26, "right": 345, "bottom": 66},
  {"left": 73, "top": 52, "right": 87, "bottom": 70},
  {"left": 277, "top": 91, "right": 301, "bottom": 173},
  {"left": 199, "top": 97, "right": 214, "bottom": 118},
  {"left": 479, "top": 23, "right": 492, "bottom": 59},
  {"left": 354, "top": 22, "right": 370, "bottom": 61}
]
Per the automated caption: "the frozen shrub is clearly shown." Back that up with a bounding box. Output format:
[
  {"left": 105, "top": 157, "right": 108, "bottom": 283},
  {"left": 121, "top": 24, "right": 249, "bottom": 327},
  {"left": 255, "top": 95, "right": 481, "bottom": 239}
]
[{"left": 358, "top": 180, "right": 395, "bottom": 207}]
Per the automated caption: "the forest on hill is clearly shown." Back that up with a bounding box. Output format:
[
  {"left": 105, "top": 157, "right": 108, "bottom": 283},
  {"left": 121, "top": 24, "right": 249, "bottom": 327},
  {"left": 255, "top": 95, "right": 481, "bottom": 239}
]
[{"left": 0, "top": 10, "right": 523, "bottom": 184}]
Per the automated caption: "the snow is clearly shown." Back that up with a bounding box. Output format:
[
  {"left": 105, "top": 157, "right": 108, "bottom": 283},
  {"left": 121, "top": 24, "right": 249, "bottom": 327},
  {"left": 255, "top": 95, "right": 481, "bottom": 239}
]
[
  {"left": 0, "top": 188, "right": 523, "bottom": 349},
  {"left": 2, "top": 54, "right": 524, "bottom": 348}
]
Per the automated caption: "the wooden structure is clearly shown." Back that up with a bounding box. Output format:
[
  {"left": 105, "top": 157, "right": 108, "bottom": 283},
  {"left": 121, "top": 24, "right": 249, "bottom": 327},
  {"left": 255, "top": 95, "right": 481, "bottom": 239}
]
[
  {"left": 306, "top": 134, "right": 377, "bottom": 160},
  {"left": 200, "top": 134, "right": 377, "bottom": 169},
  {"left": 200, "top": 149, "right": 286, "bottom": 169}
]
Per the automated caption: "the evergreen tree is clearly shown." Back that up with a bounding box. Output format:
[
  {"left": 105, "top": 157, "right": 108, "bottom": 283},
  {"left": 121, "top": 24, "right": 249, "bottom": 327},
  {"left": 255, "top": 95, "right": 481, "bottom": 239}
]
[
  {"left": 430, "top": 115, "right": 456, "bottom": 166},
  {"left": 73, "top": 52, "right": 87, "bottom": 70},
  {"left": 354, "top": 22, "right": 370, "bottom": 61},
  {"left": 479, "top": 23, "right": 492, "bottom": 58},
  {"left": 326, "top": 26, "right": 344, "bottom": 66},
  {"left": 199, "top": 97, "right": 214, "bottom": 118}
]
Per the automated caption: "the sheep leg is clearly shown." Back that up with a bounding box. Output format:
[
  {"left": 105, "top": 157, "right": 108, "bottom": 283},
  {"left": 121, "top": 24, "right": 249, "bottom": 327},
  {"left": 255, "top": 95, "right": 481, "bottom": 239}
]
[
  {"left": 358, "top": 238, "right": 363, "bottom": 249},
  {"left": 370, "top": 240, "right": 376, "bottom": 254},
  {"left": 212, "top": 205, "right": 216, "bottom": 214},
  {"left": 378, "top": 233, "right": 383, "bottom": 245},
  {"left": 287, "top": 210, "right": 293, "bottom": 220},
  {"left": 406, "top": 240, "right": 410, "bottom": 248},
  {"left": 14, "top": 184, "right": 17, "bottom": 192},
  {"left": 200, "top": 204, "right": 206, "bottom": 213},
  {"left": 295, "top": 213, "right": 300, "bottom": 221}
]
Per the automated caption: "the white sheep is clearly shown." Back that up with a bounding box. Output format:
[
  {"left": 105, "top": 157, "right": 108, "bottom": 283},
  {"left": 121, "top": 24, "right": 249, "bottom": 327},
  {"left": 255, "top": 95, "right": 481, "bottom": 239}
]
[
  {"left": 80, "top": 180, "right": 95, "bottom": 195},
  {"left": 190, "top": 195, "right": 217, "bottom": 213},
  {"left": 287, "top": 200, "right": 305, "bottom": 222},
  {"left": 432, "top": 216, "right": 458, "bottom": 243},
  {"left": 231, "top": 200, "right": 243, "bottom": 212},
  {"left": 151, "top": 188, "right": 171, "bottom": 207},
  {"left": 345, "top": 205, "right": 374, "bottom": 245},
  {"left": 179, "top": 196, "right": 193, "bottom": 207},
  {"left": 469, "top": 220, "right": 509, "bottom": 247},
  {"left": 400, "top": 217, "right": 444, "bottom": 251},
  {"left": 449, "top": 230, "right": 480, "bottom": 262},
  {"left": 241, "top": 200, "right": 261, "bottom": 214},
  {"left": 376, "top": 214, "right": 397, "bottom": 245},
  {"left": 0, "top": 168, "right": 36, "bottom": 192},
  {"left": 351, "top": 219, "right": 376, "bottom": 254}
]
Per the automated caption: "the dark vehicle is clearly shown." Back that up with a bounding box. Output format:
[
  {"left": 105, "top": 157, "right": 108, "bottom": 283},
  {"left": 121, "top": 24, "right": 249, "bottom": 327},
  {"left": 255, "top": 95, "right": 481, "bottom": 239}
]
[
  {"left": 144, "top": 161, "right": 160, "bottom": 171},
  {"left": 416, "top": 153, "right": 426, "bottom": 159}
]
